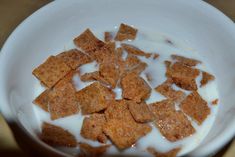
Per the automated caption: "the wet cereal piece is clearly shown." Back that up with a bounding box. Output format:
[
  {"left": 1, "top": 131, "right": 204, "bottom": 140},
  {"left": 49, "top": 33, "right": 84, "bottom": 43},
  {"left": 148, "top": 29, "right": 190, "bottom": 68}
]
[
  {"left": 73, "top": 29, "right": 105, "bottom": 54},
  {"left": 128, "top": 101, "right": 154, "bottom": 123},
  {"left": 81, "top": 114, "right": 107, "bottom": 143},
  {"left": 80, "top": 71, "right": 110, "bottom": 86},
  {"left": 171, "top": 54, "right": 201, "bottom": 67},
  {"left": 54, "top": 70, "right": 78, "bottom": 90},
  {"left": 104, "top": 32, "right": 113, "bottom": 42},
  {"left": 166, "top": 62, "right": 200, "bottom": 91},
  {"left": 200, "top": 71, "right": 215, "bottom": 87},
  {"left": 121, "top": 72, "right": 151, "bottom": 103},
  {"left": 57, "top": 49, "right": 93, "bottom": 69},
  {"left": 155, "top": 79, "right": 186, "bottom": 102},
  {"left": 99, "top": 62, "right": 120, "bottom": 88},
  {"left": 79, "top": 143, "right": 110, "bottom": 157},
  {"left": 103, "top": 119, "right": 152, "bottom": 149},
  {"left": 212, "top": 99, "right": 219, "bottom": 105},
  {"left": 147, "top": 147, "right": 181, "bottom": 157},
  {"left": 121, "top": 43, "right": 151, "bottom": 58},
  {"left": 32, "top": 56, "right": 71, "bottom": 88},
  {"left": 33, "top": 90, "right": 50, "bottom": 112},
  {"left": 93, "top": 42, "right": 116, "bottom": 63},
  {"left": 40, "top": 122, "right": 77, "bottom": 147},
  {"left": 164, "top": 61, "right": 172, "bottom": 69},
  {"left": 180, "top": 91, "right": 210, "bottom": 124},
  {"left": 49, "top": 84, "right": 79, "bottom": 120},
  {"left": 150, "top": 99, "right": 195, "bottom": 142},
  {"left": 115, "top": 23, "right": 137, "bottom": 41},
  {"left": 130, "top": 62, "right": 148, "bottom": 75},
  {"left": 125, "top": 54, "right": 141, "bottom": 68},
  {"left": 76, "top": 82, "right": 115, "bottom": 115},
  {"left": 153, "top": 54, "right": 159, "bottom": 59}
]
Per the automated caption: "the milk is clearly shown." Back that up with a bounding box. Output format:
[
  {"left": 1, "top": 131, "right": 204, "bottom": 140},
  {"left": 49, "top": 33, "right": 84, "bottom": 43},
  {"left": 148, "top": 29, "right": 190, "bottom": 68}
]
[{"left": 33, "top": 30, "right": 219, "bottom": 156}]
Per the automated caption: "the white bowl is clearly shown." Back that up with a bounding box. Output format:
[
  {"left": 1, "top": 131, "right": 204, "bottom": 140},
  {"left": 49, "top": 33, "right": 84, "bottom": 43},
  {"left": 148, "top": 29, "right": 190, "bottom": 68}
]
[{"left": 1, "top": 0, "right": 235, "bottom": 156}]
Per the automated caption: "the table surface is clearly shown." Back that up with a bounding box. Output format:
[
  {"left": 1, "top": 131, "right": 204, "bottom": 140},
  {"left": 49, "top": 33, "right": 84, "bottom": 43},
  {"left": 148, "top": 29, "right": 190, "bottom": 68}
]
[{"left": 0, "top": 0, "right": 234, "bottom": 157}]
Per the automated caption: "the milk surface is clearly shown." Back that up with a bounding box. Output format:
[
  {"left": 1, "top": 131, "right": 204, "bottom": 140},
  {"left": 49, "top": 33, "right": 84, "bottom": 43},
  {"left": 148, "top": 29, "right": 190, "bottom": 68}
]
[{"left": 33, "top": 29, "right": 219, "bottom": 156}]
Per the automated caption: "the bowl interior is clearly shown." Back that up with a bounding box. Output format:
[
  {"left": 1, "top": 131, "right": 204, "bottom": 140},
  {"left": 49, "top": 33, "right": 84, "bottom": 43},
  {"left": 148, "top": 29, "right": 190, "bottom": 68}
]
[{"left": 1, "top": 0, "right": 235, "bottom": 156}]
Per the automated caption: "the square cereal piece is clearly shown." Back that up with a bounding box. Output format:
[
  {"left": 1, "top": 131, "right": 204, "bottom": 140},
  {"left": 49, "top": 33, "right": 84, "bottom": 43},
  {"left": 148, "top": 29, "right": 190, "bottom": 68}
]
[
  {"left": 80, "top": 71, "right": 110, "bottom": 86},
  {"left": 150, "top": 99, "right": 195, "bottom": 141},
  {"left": 76, "top": 82, "right": 115, "bottom": 115},
  {"left": 155, "top": 79, "right": 186, "bottom": 102},
  {"left": 104, "top": 32, "right": 113, "bottom": 42},
  {"left": 171, "top": 54, "right": 201, "bottom": 67},
  {"left": 57, "top": 49, "right": 93, "bottom": 69},
  {"left": 125, "top": 54, "right": 142, "bottom": 69},
  {"left": 93, "top": 42, "right": 116, "bottom": 63},
  {"left": 180, "top": 91, "right": 210, "bottom": 124},
  {"left": 49, "top": 83, "right": 79, "bottom": 120},
  {"left": 99, "top": 62, "right": 120, "bottom": 88},
  {"left": 120, "top": 72, "right": 151, "bottom": 103},
  {"left": 80, "top": 113, "right": 107, "bottom": 143},
  {"left": 212, "top": 99, "right": 219, "bottom": 105},
  {"left": 200, "top": 71, "right": 215, "bottom": 87},
  {"left": 40, "top": 122, "right": 77, "bottom": 147},
  {"left": 129, "top": 62, "right": 147, "bottom": 75},
  {"left": 147, "top": 147, "right": 181, "bottom": 157},
  {"left": 127, "top": 101, "right": 154, "bottom": 123},
  {"left": 73, "top": 29, "right": 105, "bottom": 54},
  {"left": 32, "top": 56, "right": 71, "bottom": 88},
  {"left": 103, "top": 119, "right": 152, "bottom": 149},
  {"left": 104, "top": 100, "right": 134, "bottom": 122},
  {"left": 33, "top": 89, "right": 50, "bottom": 112},
  {"left": 121, "top": 43, "right": 151, "bottom": 58},
  {"left": 166, "top": 62, "right": 200, "bottom": 91},
  {"left": 115, "top": 23, "right": 137, "bottom": 41},
  {"left": 54, "top": 70, "right": 78, "bottom": 90},
  {"left": 79, "top": 143, "right": 110, "bottom": 157}
]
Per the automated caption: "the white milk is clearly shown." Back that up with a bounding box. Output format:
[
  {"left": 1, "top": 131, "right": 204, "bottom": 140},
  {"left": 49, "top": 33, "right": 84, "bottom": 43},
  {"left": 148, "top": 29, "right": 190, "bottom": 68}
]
[{"left": 33, "top": 30, "right": 219, "bottom": 156}]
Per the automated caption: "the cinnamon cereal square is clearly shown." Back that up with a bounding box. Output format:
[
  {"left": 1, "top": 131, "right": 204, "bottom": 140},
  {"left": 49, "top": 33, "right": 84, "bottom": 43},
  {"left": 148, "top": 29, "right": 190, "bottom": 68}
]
[
  {"left": 93, "top": 42, "right": 116, "bottom": 63},
  {"left": 33, "top": 89, "right": 50, "bottom": 112},
  {"left": 171, "top": 54, "right": 201, "bottom": 66},
  {"left": 80, "top": 113, "right": 107, "bottom": 143},
  {"left": 120, "top": 72, "right": 151, "bottom": 103},
  {"left": 80, "top": 71, "right": 110, "bottom": 86},
  {"left": 76, "top": 82, "right": 115, "bottom": 115},
  {"left": 73, "top": 29, "right": 105, "bottom": 54},
  {"left": 40, "top": 122, "right": 77, "bottom": 147},
  {"left": 57, "top": 49, "right": 93, "bottom": 69},
  {"left": 121, "top": 43, "right": 151, "bottom": 58},
  {"left": 104, "top": 32, "right": 113, "bottom": 42},
  {"left": 147, "top": 147, "right": 181, "bottom": 157},
  {"left": 150, "top": 99, "right": 195, "bottom": 141},
  {"left": 115, "top": 23, "right": 137, "bottom": 41},
  {"left": 32, "top": 56, "right": 71, "bottom": 88},
  {"left": 54, "top": 70, "right": 78, "bottom": 90},
  {"left": 79, "top": 143, "right": 110, "bottom": 156},
  {"left": 49, "top": 83, "right": 79, "bottom": 120},
  {"left": 180, "top": 91, "right": 210, "bottom": 124},
  {"left": 200, "top": 71, "right": 215, "bottom": 87}
]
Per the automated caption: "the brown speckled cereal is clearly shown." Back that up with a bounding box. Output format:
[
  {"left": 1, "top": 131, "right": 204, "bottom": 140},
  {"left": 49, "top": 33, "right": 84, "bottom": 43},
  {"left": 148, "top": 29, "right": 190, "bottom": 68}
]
[
  {"left": 200, "top": 71, "right": 215, "bottom": 87},
  {"left": 79, "top": 143, "right": 110, "bottom": 157},
  {"left": 150, "top": 99, "right": 195, "bottom": 142},
  {"left": 54, "top": 70, "right": 78, "bottom": 90},
  {"left": 212, "top": 99, "right": 219, "bottom": 105},
  {"left": 33, "top": 89, "right": 50, "bottom": 112},
  {"left": 104, "top": 32, "right": 113, "bottom": 42},
  {"left": 180, "top": 91, "right": 210, "bottom": 125},
  {"left": 57, "top": 49, "right": 93, "bottom": 69},
  {"left": 121, "top": 43, "right": 151, "bottom": 58},
  {"left": 76, "top": 82, "right": 115, "bottom": 115},
  {"left": 73, "top": 29, "right": 105, "bottom": 54},
  {"left": 171, "top": 54, "right": 201, "bottom": 67},
  {"left": 49, "top": 83, "right": 79, "bottom": 120},
  {"left": 93, "top": 42, "right": 116, "bottom": 63},
  {"left": 128, "top": 101, "right": 154, "bottom": 123},
  {"left": 80, "top": 114, "right": 107, "bottom": 143},
  {"left": 32, "top": 56, "right": 71, "bottom": 88},
  {"left": 40, "top": 122, "right": 77, "bottom": 147},
  {"left": 147, "top": 147, "right": 181, "bottom": 157},
  {"left": 115, "top": 23, "right": 137, "bottom": 41},
  {"left": 80, "top": 71, "right": 110, "bottom": 86},
  {"left": 121, "top": 72, "right": 151, "bottom": 103},
  {"left": 103, "top": 119, "right": 152, "bottom": 149}
]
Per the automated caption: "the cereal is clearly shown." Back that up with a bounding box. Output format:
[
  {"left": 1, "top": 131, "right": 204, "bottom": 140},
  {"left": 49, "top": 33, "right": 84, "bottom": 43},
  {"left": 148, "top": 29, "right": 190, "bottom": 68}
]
[
  {"left": 103, "top": 119, "right": 152, "bottom": 149},
  {"left": 57, "top": 49, "right": 93, "bottom": 69},
  {"left": 80, "top": 113, "right": 107, "bottom": 143},
  {"left": 80, "top": 71, "right": 110, "bottom": 86},
  {"left": 153, "top": 54, "right": 159, "bottom": 59},
  {"left": 150, "top": 99, "right": 195, "bottom": 141},
  {"left": 32, "top": 56, "right": 71, "bottom": 88},
  {"left": 125, "top": 54, "right": 142, "bottom": 68},
  {"left": 121, "top": 43, "right": 151, "bottom": 58},
  {"left": 93, "top": 42, "right": 116, "bottom": 63},
  {"left": 200, "top": 71, "right": 215, "bottom": 87},
  {"left": 212, "top": 99, "right": 219, "bottom": 105},
  {"left": 121, "top": 72, "right": 151, "bottom": 103},
  {"left": 171, "top": 54, "right": 201, "bottom": 66},
  {"left": 128, "top": 101, "right": 154, "bottom": 123},
  {"left": 115, "top": 23, "right": 137, "bottom": 41},
  {"left": 79, "top": 143, "right": 110, "bottom": 157},
  {"left": 54, "top": 70, "right": 78, "bottom": 90},
  {"left": 147, "top": 147, "right": 181, "bottom": 157},
  {"left": 180, "top": 91, "right": 210, "bottom": 124},
  {"left": 33, "top": 89, "right": 50, "bottom": 112},
  {"left": 40, "top": 122, "right": 77, "bottom": 147},
  {"left": 104, "top": 32, "right": 113, "bottom": 42},
  {"left": 73, "top": 29, "right": 105, "bottom": 54},
  {"left": 49, "top": 83, "right": 79, "bottom": 120},
  {"left": 76, "top": 82, "right": 115, "bottom": 115}
]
